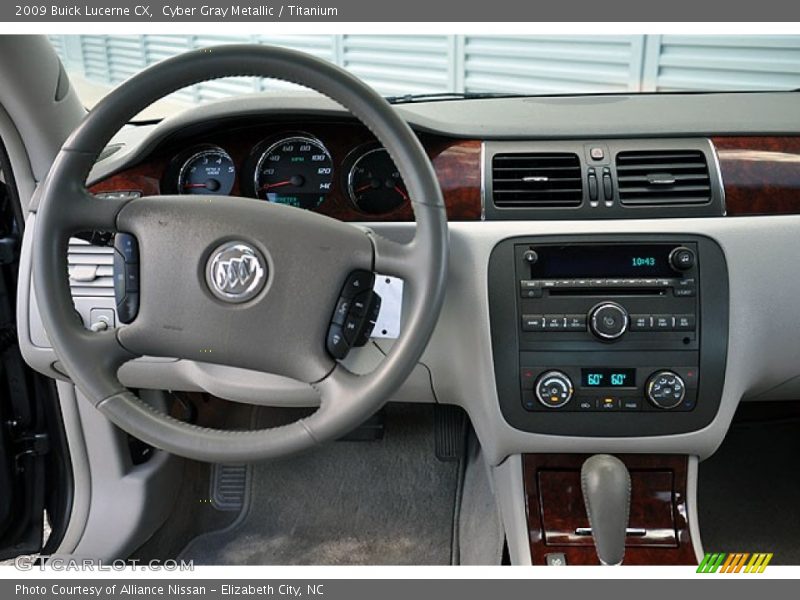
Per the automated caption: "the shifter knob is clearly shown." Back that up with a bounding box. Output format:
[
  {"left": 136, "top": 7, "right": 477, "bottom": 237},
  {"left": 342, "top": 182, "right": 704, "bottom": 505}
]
[{"left": 581, "top": 454, "right": 631, "bottom": 565}]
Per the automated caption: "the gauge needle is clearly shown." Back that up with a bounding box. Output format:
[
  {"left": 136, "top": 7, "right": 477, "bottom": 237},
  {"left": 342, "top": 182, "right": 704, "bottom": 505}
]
[
  {"left": 394, "top": 185, "right": 410, "bottom": 201},
  {"left": 183, "top": 183, "right": 208, "bottom": 189},
  {"left": 261, "top": 180, "right": 293, "bottom": 190},
  {"left": 355, "top": 184, "right": 373, "bottom": 194}
]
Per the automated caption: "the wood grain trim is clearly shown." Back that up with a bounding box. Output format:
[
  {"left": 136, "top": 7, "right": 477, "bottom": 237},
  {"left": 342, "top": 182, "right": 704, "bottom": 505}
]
[
  {"left": 713, "top": 136, "right": 800, "bottom": 216},
  {"left": 523, "top": 454, "right": 697, "bottom": 566},
  {"left": 89, "top": 125, "right": 482, "bottom": 221}
]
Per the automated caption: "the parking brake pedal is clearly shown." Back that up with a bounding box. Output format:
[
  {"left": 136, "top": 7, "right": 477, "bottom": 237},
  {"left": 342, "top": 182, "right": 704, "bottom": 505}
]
[{"left": 210, "top": 464, "right": 250, "bottom": 511}]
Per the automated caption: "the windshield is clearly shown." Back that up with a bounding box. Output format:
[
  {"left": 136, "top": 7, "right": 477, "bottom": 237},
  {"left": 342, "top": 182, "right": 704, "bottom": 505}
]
[{"left": 53, "top": 34, "right": 800, "bottom": 119}]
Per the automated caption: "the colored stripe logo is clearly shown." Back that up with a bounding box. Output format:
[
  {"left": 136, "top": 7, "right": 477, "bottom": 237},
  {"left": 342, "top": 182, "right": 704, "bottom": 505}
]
[{"left": 697, "top": 552, "right": 773, "bottom": 573}]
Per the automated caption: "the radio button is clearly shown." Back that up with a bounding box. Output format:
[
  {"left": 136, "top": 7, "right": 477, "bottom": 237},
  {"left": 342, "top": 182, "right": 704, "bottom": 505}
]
[
  {"left": 673, "top": 277, "right": 697, "bottom": 297},
  {"left": 544, "top": 314, "right": 566, "bottom": 329},
  {"left": 565, "top": 314, "right": 587, "bottom": 330},
  {"left": 674, "top": 288, "right": 696, "bottom": 297},
  {"left": 654, "top": 315, "right": 674, "bottom": 330},
  {"left": 630, "top": 314, "right": 654, "bottom": 331},
  {"left": 522, "top": 315, "right": 545, "bottom": 331},
  {"left": 669, "top": 246, "right": 696, "bottom": 271},
  {"left": 674, "top": 314, "right": 696, "bottom": 331},
  {"left": 589, "top": 302, "right": 629, "bottom": 340},
  {"left": 520, "top": 280, "right": 543, "bottom": 298}
]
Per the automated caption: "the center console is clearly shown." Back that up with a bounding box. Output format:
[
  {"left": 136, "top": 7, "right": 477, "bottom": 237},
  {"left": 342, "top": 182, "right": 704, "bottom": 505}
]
[{"left": 489, "top": 234, "right": 728, "bottom": 436}]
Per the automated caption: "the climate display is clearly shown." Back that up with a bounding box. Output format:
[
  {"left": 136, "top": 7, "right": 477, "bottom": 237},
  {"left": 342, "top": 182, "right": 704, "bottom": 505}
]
[{"left": 581, "top": 368, "right": 636, "bottom": 388}]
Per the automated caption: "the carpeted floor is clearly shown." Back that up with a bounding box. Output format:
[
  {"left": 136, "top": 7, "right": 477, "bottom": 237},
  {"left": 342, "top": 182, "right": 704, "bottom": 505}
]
[
  {"left": 179, "top": 404, "right": 461, "bottom": 565},
  {"left": 698, "top": 406, "right": 800, "bottom": 565}
]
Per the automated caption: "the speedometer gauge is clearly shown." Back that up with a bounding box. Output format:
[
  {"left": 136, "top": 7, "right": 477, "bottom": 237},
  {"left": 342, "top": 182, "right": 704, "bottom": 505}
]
[
  {"left": 253, "top": 136, "right": 333, "bottom": 209},
  {"left": 177, "top": 146, "right": 236, "bottom": 195}
]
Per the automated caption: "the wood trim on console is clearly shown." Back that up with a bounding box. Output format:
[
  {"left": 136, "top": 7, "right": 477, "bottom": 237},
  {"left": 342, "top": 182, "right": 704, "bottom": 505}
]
[
  {"left": 523, "top": 454, "right": 697, "bottom": 566},
  {"left": 713, "top": 136, "right": 800, "bottom": 216}
]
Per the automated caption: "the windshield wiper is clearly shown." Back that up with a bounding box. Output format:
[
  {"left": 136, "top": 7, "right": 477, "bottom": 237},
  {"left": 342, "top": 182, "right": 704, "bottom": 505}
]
[{"left": 385, "top": 92, "right": 524, "bottom": 104}]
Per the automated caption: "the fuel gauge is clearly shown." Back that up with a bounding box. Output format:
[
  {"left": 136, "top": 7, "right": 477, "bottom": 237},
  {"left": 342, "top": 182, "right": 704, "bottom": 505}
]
[{"left": 346, "top": 147, "right": 408, "bottom": 214}]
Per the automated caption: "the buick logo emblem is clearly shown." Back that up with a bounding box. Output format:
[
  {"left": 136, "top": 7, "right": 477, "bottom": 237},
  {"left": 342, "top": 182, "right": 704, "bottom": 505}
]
[{"left": 205, "top": 242, "right": 267, "bottom": 303}]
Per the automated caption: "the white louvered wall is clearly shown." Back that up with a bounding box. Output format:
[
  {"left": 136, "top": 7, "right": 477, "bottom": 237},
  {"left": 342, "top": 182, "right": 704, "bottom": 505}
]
[{"left": 50, "top": 34, "right": 800, "bottom": 104}]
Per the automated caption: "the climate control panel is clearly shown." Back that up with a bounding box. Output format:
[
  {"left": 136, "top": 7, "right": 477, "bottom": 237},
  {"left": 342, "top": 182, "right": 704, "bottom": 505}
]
[{"left": 523, "top": 366, "right": 697, "bottom": 412}]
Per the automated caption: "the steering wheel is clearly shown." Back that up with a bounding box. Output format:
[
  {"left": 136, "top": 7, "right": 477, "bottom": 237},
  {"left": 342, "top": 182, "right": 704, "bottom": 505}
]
[{"left": 33, "top": 45, "right": 448, "bottom": 463}]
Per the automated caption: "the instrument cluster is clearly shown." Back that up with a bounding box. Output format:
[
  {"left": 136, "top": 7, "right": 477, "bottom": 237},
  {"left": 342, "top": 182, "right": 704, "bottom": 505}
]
[{"left": 162, "top": 132, "right": 409, "bottom": 215}]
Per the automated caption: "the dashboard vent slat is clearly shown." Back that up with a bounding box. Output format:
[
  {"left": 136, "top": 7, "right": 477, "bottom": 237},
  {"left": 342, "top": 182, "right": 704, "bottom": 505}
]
[
  {"left": 68, "top": 238, "right": 115, "bottom": 298},
  {"left": 491, "top": 152, "right": 582, "bottom": 208},
  {"left": 616, "top": 150, "right": 711, "bottom": 207}
]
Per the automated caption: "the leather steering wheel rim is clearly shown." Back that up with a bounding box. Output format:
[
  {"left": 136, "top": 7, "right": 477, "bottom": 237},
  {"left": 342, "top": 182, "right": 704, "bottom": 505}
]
[{"left": 32, "top": 45, "right": 448, "bottom": 463}]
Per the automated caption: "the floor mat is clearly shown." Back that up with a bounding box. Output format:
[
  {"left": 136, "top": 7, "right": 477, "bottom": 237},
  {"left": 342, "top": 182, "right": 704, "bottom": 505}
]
[
  {"left": 698, "top": 410, "right": 800, "bottom": 565},
  {"left": 180, "top": 404, "right": 461, "bottom": 565}
]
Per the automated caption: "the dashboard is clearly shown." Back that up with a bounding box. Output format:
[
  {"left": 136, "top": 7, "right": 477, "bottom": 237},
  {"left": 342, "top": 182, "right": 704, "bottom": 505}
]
[{"left": 19, "top": 91, "right": 800, "bottom": 465}]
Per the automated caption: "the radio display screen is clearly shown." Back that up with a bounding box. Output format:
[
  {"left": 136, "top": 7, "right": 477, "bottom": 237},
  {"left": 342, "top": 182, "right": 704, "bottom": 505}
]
[
  {"left": 581, "top": 368, "right": 636, "bottom": 388},
  {"left": 529, "top": 244, "right": 676, "bottom": 278}
]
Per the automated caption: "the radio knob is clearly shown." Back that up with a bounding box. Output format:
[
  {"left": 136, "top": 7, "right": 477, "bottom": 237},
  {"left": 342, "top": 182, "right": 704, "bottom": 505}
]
[
  {"left": 646, "top": 370, "right": 686, "bottom": 409},
  {"left": 534, "top": 370, "right": 574, "bottom": 409},
  {"left": 589, "top": 302, "right": 629, "bottom": 341},
  {"left": 669, "top": 246, "right": 695, "bottom": 271}
]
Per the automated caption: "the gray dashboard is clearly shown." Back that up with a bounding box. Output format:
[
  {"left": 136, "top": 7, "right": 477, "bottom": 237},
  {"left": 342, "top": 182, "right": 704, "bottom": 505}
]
[{"left": 19, "top": 91, "right": 800, "bottom": 467}]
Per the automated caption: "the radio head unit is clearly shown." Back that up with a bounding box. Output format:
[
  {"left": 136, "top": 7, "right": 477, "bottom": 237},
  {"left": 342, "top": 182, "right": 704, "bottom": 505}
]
[{"left": 488, "top": 235, "right": 729, "bottom": 437}]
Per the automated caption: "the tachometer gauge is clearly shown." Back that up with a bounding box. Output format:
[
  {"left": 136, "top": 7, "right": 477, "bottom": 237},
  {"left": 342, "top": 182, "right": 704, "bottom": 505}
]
[
  {"left": 346, "top": 147, "right": 408, "bottom": 214},
  {"left": 177, "top": 146, "right": 236, "bottom": 195},
  {"left": 253, "top": 135, "right": 333, "bottom": 209}
]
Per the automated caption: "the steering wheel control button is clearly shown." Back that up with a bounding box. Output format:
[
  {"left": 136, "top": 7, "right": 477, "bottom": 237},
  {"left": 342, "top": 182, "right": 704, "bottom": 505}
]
[
  {"left": 205, "top": 241, "right": 267, "bottom": 304},
  {"left": 326, "top": 324, "right": 349, "bottom": 359},
  {"left": 113, "top": 232, "right": 140, "bottom": 324},
  {"left": 327, "top": 271, "right": 383, "bottom": 359},
  {"left": 589, "top": 302, "right": 629, "bottom": 340},
  {"left": 534, "top": 370, "right": 574, "bottom": 409},
  {"left": 331, "top": 297, "right": 352, "bottom": 326},
  {"left": 646, "top": 371, "right": 687, "bottom": 409},
  {"left": 115, "top": 232, "right": 139, "bottom": 263},
  {"left": 669, "top": 246, "right": 696, "bottom": 271},
  {"left": 341, "top": 270, "right": 375, "bottom": 299}
]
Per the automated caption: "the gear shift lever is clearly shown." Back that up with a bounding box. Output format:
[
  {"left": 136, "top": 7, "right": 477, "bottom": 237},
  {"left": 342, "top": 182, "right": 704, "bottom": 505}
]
[{"left": 581, "top": 454, "right": 631, "bottom": 565}]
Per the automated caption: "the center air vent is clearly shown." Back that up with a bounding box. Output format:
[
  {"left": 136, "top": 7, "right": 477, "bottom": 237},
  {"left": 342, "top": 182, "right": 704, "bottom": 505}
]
[
  {"left": 491, "top": 153, "right": 582, "bottom": 208},
  {"left": 616, "top": 150, "right": 711, "bottom": 206}
]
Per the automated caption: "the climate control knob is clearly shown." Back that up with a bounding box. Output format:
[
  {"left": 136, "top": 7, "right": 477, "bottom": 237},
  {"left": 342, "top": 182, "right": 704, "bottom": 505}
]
[
  {"left": 534, "top": 370, "right": 574, "bottom": 409},
  {"left": 589, "top": 302, "right": 629, "bottom": 341},
  {"left": 646, "top": 371, "right": 686, "bottom": 409}
]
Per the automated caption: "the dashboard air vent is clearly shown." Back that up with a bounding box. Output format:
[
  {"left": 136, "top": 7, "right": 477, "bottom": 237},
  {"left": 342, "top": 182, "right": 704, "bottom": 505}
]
[
  {"left": 67, "top": 238, "right": 115, "bottom": 297},
  {"left": 616, "top": 150, "right": 711, "bottom": 206},
  {"left": 491, "top": 153, "right": 582, "bottom": 208}
]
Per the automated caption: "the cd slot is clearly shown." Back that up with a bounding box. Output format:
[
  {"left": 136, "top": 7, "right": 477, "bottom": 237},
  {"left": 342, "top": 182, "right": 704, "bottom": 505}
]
[{"left": 549, "top": 288, "right": 667, "bottom": 297}]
